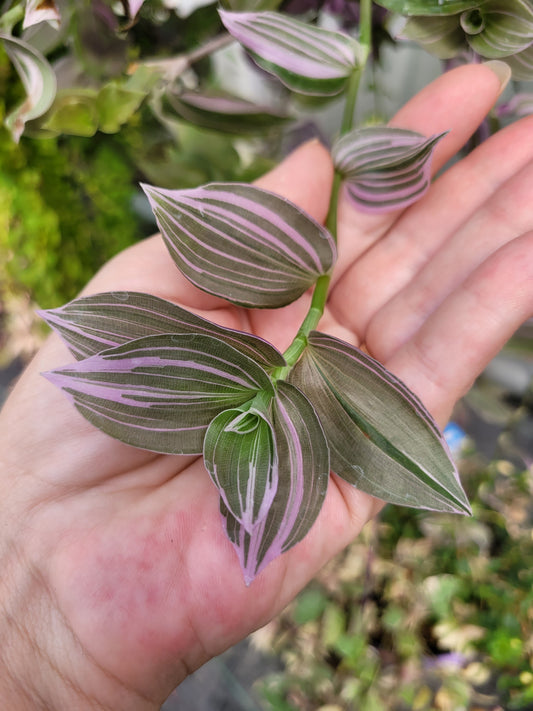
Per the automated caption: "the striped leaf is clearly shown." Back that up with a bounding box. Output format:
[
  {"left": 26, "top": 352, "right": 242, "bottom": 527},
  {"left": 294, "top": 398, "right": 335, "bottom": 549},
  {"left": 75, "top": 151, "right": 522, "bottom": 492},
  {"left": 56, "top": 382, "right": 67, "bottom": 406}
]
[
  {"left": 222, "top": 381, "right": 329, "bottom": 584},
  {"left": 402, "top": 16, "right": 468, "bottom": 59},
  {"left": 39, "top": 291, "right": 285, "bottom": 369},
  {"left": 219, "top": 10, "right": 360, "bottom": 96},
  {"left": 332, "top": 126, "right": 446, "bottom": 213},
  {"left": 289, "top": 332, "right": 471, "bottom": 515},
  {"left": 166, "top": 90, "right": 291, "bottom": 135},
  {"left": 143, "top": 182, "right": 336, "bottom": 308},
  {"left": 44, "top": 333, "right": 274, "bottom": 454},
  {"left": 504, "top": 44, "right": 533, "bottom": 80},
  {"left": 205, "top": 403, "right": 278, "bottom": 533},
  {"left": 461, "top": 1, "right": 533, "bottom": 60},
  {"left": 1, "top": 33, "right": 57, "bottom": 142},
  {"left": 374, "top": 0, "right": 480, "bottom": 15}
]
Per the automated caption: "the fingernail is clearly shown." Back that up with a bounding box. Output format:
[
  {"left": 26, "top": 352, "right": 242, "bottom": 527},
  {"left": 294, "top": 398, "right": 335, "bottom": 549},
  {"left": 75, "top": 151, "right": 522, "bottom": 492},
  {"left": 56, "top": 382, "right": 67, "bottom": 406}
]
[{"left": 482, "top": 60, "right": 512, "bottom": 95}]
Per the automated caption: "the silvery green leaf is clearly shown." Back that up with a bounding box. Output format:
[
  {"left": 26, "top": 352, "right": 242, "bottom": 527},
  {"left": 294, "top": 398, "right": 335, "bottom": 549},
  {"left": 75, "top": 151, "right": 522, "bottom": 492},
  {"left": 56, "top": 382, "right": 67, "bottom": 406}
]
[
  {"left": 219, "top": 10, "right": 360, "bottom": 96},
  {"left": 332, "top": 127, "right": 446, "bottom": 213},
  {"left": 402, "top": 16, "right": 467, "bottom": 58},
  {"left": 143, "top": 182, "right": 336, "bottom": 308},
  {"left": 204, "top": 404, "right": 278, "bottom": 532},
  {"left": 222, "top": 381, "right": 329, "bottom": 584},
  {"left": 461, "top": 1, "right": 533, "bottom": 59},
  {"left": 504, "top": 44, "right": 533, "bottom": 79},
  {"left": 289, "top": 332, "right": 470, "bottom": 515},
  {"left": 166, "top": 90, "right": 292, "bottom": 135},
  {"left": 39, "top": 291, "right": 285, "bottom": 369},
  {"left": 44, "top": 333, "right": 274, "bottom": 454},
  {"left": 1, "top": 33, "right": 57, "bottom": 141},
  {"left": 374, "top": 0, "right": 480, "bottom": 16}
]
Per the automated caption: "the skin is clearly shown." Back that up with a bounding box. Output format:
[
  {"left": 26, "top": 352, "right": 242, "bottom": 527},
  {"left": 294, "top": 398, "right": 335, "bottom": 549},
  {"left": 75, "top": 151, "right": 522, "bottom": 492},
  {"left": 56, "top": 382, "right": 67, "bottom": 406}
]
[{"left": 1, "top": 64, "right": 532, "bottom": 710}]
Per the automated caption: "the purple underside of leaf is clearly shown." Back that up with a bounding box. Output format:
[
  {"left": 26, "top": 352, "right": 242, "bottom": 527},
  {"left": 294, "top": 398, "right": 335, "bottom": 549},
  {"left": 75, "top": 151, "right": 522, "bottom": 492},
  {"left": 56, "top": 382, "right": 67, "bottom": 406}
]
[
  {"left": 38, "top": 291, "right": 285, "bottom": 368},
  {"left": 221, "top": 381, "right": 329, "bottom": 584},
  {"left": 43, "top": 333, "right": 274, "bottom": 454},
  {"left": 219, "top": 10, "right": 357, "bottom": 79},
  {"left": 333, "top": 128, "right": 446, "bottom": 213}
]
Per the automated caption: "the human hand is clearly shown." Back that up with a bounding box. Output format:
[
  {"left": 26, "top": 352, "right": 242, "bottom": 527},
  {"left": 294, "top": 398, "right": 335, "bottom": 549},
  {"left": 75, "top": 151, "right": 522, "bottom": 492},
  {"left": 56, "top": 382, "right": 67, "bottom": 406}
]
[{"left": 1, "top": 63, "right": 532, "bottom": 710}]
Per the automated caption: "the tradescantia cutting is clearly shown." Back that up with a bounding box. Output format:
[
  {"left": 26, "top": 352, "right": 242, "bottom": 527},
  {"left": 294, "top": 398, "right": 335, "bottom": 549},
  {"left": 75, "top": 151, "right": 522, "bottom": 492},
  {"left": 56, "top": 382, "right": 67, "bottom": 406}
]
[{"left": 41, "top": 3, "right": 473, "bottom": 584}]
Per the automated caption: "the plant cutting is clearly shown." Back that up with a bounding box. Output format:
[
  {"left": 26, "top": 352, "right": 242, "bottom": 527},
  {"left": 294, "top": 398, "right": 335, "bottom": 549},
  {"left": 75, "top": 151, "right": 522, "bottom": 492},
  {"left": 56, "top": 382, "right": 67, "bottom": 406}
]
[{"left": 34, "top": 1, "right": 481, "bottom": 585}]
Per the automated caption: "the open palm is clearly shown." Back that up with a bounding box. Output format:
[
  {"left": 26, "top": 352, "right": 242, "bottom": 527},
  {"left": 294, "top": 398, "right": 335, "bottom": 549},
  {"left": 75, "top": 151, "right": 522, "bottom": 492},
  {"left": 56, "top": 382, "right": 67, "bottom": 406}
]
[{"left": 1, "top": 64, "right": 532, "bottom": 710}]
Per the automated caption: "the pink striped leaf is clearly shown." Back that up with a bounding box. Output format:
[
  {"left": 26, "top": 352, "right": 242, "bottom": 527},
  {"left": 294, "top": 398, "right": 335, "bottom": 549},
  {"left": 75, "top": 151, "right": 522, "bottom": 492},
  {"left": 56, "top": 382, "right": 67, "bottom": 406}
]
[
  {"left": 44, "top": 333, "right": 274, "bottom": 454},
  {"left": 219, "top": 10, "right": 360, "bottom": 96},
  {"left": 374, "top": 0, "right": 479, "bottom": 15},
  {"left": 204, "top": 404, "right": 279, "bottom": 533},
  {"left": 39, "top": 291, "right": 285, "bottom": 368},
  {"left": 143, "top": 182, "right": 336, "bottom": 308},
  {"left": 332, "top": 126, "right": 446, "bottom": 213},
  {"left": 289, "top": 332, "right": 471, "bottom": 515},
  {"left": 221, "top": 381, "right": 329, "bottom": 584}
]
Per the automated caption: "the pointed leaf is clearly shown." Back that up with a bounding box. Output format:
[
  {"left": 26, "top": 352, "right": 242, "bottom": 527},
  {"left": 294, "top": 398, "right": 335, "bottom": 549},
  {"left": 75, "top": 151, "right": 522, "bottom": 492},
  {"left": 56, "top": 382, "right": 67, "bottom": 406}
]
[
  {"left": 222, "top": 381, "right": 329, "bottom": 584},
  {"left": 166, "top": 89, "right": 292, "bottom": 135},
  {"left": 39, "top": 291, "right": 286, "bottom": 368},
  {"left": 402, "top": 16, "right": 467, "bottom": 59},
  {"left": 374, "top": 0, "right": 480, "bottom": 16},
  {"left": 205, "top": 404, "right": 278, "bottom": 532},
  {"left": 143, "top": 182, "right": 336, "bottom": 308},
  {"left": 44, "top": 333, "right": 274, "bottom": 454},
  {"left": 332, "top": 126, "right": 446, "bottom": 213},
  {"left": 462, "top": 1, "right": 533, "bottom": 59},
  {"left": 219, "top": 10, "right": 360, "bottom": 96},
  {"left": 128, "top": 1, "right": 146, "bottom": 18},
  {"left": 289, "top": 332, "right": 470, "bottom": 515},
  {"left": 1, "top": 33, "right": 57, "bottom": 142},
  {"left": 23, "top": 0, "right": 61, "bottom": 29}
]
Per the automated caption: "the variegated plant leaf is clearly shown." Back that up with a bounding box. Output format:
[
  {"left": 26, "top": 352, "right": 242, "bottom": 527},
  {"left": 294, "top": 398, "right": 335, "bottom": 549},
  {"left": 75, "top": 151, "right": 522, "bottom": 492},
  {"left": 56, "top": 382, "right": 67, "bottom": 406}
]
[
  {"left": 402, "top": 16, "right": 468, "bottom": 59},
  {"left": 461, "top": 1, "right": 533, "bottom": 60},
  {"left": 504, "top": 45, "right": 533, "bottom": 80},
  {"left": 44, "top": 333, "right": 274, "bottom": 454},
  {"left": 332, "top": 126, "right": 446, "bottom": 213},
  {"left": 143, "top": 182, "right": 337, "bottom": 308},
  {"left": 23, "top": 0, "right": 61, "bottom": 29},
  {"left": 166, "top": 90, "right": 291, "bottom": 135},
  {"left": 1, "top": 33, "right": 57, "bottom": 142},
  {"left": 374, "top": 0, "right": 480, "bottom": 16},
  {"left": 219, "top": 10, "right": 360, "bottom": 96},
  {"left": 222, "top": 381, "right": 329, "bottom": 584},
  {"left": 39, "top": 291, "right": 285, "bottom": 369},
  {"left": 204, "top": 403, "right": 278, "bottom": 532},
  {"left": 289, "top": 332, "right": 471, "bottom": 515}
]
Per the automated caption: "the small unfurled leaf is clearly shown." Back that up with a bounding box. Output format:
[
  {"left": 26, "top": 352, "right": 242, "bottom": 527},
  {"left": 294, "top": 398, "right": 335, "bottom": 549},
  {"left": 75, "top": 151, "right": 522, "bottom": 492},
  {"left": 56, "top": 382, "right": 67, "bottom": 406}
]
[
  {"left": 461, "top": 1, "right": 533, "bottom": 60},
  {"left": 166, "top": 90, "right": 291, "bottom": 135},
  {"left": 23, "top": 0, "right": 61, "bottom": 29},
  {"left": 44, "top": 333, "right": 274, "bottom": 454},
  {"left": 39, "top": 292, "right": 285, "bottom": 368},
  {"left": 402, "top": 16, "right": 467, "bottom": 59},
  {"left": 128, "top": 0, "right": 146, "bottom": 18},
  {"left": 222, "top": 381, "right": 329, "bottom": 584},
  {"left": 219, "top": 10, "right": 360, "bottom": 96},
  {"left": 332, "top": 126, "right": 445, "bottom": 213},
  {"left": 1, "top": 33, "right": 57, "bottom": 141},
  {"left": 374, "top": 0, "right": 480, "bottom": 16},
  {"left": 289, "top": 332, "right": 470, "bottom": 515},
  {"left": 143, "top": 182, "right": 336, "bottom": 308},
  {"left": 205, "top": 402, "right": 278, "bottom": 532}
]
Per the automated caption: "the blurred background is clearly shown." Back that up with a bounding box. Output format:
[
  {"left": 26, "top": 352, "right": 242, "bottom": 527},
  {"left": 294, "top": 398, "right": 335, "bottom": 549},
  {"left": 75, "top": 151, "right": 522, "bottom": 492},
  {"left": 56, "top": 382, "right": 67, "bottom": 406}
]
[{"left": 1, "top": 1, "right": 532, "bottom": 709}]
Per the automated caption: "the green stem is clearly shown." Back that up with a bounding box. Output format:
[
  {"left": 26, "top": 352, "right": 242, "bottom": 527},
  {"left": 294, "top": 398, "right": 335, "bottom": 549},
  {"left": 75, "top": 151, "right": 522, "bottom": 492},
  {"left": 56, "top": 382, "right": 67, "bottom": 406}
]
[
  {"left": 274, "top": 3, "right": 374, "bottom": 382},
  {"left": 0, "top": 5, "right": 24, "bottom": 32}
]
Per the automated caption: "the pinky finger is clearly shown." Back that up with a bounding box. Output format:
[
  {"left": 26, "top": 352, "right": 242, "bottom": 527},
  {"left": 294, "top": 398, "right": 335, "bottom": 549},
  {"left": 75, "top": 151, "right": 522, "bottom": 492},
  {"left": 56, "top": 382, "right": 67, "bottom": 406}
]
[{"left": 385, "top": 232, "right": 533, "bottom": 427}]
